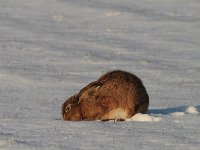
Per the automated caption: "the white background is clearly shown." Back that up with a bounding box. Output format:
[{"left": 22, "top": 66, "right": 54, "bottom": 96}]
[{"left": 0, "top": 0, "right": 200, "bottom": 149}]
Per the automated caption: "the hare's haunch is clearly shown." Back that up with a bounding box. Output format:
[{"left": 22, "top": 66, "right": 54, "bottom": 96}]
[{"left": 62, "top": 70, "right": 149, "bottom": 121}]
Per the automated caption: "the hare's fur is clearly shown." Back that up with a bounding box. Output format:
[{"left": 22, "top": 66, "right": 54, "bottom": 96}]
[{"left": 62, "top": 70, "right": 149, "bottom": 121}]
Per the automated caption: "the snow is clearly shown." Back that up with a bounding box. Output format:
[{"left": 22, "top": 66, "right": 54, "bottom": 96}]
[
  {"left": 0, "top": 0, "right": 200, "bottom": 150},
  {"left": 127, "top": 113, "right": 161, "bottom": 122},
  {"left": 185, "top": 106, "right": 199, "bottom": 115}
]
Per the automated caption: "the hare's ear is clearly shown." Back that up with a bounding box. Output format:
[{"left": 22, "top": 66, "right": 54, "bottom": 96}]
[
  {"left": 88, "top": 84, "right": 101, "bottom": 96},
  {"left": 79, "top": 82, "right": 102, "bottom": 100}
]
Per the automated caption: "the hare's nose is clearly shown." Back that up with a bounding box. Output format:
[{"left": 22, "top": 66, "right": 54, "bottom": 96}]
[{"left": 61, "top": 103, "right": 66, "bottom": 118}]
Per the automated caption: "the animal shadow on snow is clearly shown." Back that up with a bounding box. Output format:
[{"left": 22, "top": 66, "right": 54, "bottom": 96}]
[{"left": 148, "top": 105, "right": 200, "bottom": 115}]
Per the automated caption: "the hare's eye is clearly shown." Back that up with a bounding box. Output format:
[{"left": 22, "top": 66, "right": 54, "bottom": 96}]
[{"left": 65, "top": 105, "right": 71, "bottom": 113}]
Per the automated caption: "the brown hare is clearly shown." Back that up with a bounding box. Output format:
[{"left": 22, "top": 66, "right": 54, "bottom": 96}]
[{"left": 62, "top": 70, "right": 149, "bottom": 121}]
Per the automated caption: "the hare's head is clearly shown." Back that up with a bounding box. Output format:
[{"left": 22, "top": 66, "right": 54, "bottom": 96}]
[{"left": 61, "top": 95, "right": 82, "bottom": 121}]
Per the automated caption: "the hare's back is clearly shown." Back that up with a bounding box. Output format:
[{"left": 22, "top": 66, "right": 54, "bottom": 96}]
[{"left": 99, "top": 70, "right": 143, "bottom": 85}]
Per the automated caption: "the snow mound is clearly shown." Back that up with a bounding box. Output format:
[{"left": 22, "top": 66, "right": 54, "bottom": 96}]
[
  {"left": 126, "top": 113, "right": 161, "bottom": 122},
  {"left": 171, "top": 106, "right": 199, "bottom": 116},
  {"left": 150, "top": 105, "right": 200, "bottom": 117},
  {"left": 171, "top": 112, "right": 185, "bottom": 116},
  {"left": 185, "top": 106, "right": 199, "bottom": 115}
]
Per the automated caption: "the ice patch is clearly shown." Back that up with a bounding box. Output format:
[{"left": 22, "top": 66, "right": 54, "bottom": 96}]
[
  {"left": 52, "top": 15, "right": 64, "bottom": 22},
  {"left": 126, "top": 113, "right": 161, "bottom": 122},
  {"left": 0, "top": 138, "right": 16, "bottom": 146},
  {"left": 105, "top": 11, "right": 122, "bottom": 17},
  {"left": 185, "top": 106, "right": 199, "bottom": 115}
]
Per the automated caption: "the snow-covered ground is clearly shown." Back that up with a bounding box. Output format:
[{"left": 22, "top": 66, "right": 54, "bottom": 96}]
[{"left": 0, "top": 0, "right": 200, "bottom": 149}]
